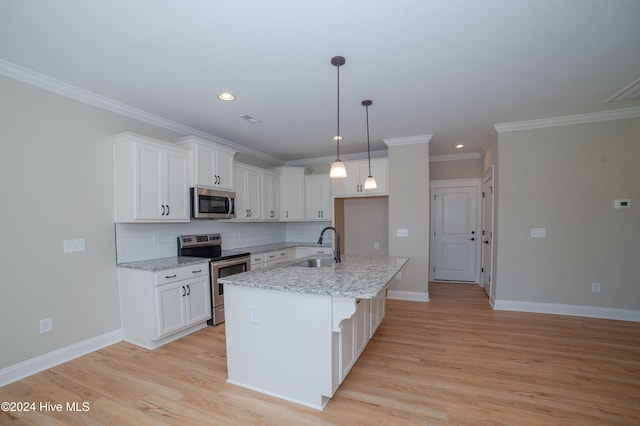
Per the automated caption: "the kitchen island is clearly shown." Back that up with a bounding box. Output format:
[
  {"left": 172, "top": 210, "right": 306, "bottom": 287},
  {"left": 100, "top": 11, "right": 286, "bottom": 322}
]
[{"left": 220, "top": 255, "right": 408, "bottom": 410}]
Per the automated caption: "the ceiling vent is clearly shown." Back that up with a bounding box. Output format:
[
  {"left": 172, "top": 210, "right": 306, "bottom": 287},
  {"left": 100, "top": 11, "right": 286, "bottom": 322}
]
[
  {"left": 607, "top": 77, "right": 640, "bottom": 104},
  {"left": 239, "top": 114, "right": 262, "bottom": 124}
]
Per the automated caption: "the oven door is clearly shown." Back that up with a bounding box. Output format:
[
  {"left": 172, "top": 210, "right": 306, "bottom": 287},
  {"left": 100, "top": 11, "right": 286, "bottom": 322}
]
[{"left": 209, "top": 256, "right": 251, "bottom": 325}]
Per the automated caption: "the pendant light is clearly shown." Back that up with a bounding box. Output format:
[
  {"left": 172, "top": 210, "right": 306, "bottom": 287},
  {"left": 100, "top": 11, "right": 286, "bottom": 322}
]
[
  {"left": 362, "top": 99, "right": 377, "bottom": 189},
  {"left": 329, "top": 56, "right": 347, "bottom": 178}
]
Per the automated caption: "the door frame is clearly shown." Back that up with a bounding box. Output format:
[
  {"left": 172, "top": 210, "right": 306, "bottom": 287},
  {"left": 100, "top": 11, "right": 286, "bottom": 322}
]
[
  {"left": 481, "top": 166, "right": 495, "bottom": 302},
  {"left": 429, "top": 178, "right": 482, "bottom": 283}
]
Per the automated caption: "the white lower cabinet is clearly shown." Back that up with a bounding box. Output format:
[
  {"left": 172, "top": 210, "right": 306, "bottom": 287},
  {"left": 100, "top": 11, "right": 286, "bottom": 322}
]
[
  {"left": 334, "top": 287, "right": 386, "bottom": 384},
  {"left": 118, "top": 263, "right": 211, "bottom": 349},
  {"left": 155, "top": 275, "right": 210, "bottom": 338}
]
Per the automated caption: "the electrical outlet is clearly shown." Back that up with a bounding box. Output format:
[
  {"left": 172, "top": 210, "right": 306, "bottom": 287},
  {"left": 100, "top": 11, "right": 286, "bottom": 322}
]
[
  {"left": 396, "top": 271, "right": 402, "bottom": 280},
  {"left": 373, "top": 242, "right": 380, "bottom": 250},
  {"left": 250, "top": 306, "right": 259, "bottom": 323},
  {"left": 40, "top": 318, "right": 53, "bottom": 334},
  {"left": 592, "top": 282, "right": 601, "bottom": 293}
]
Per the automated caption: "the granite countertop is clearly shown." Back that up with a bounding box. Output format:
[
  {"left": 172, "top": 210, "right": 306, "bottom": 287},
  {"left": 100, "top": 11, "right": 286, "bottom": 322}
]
[
  {"left": 239, "top": 242, "right": 333, "bottom": 254},
  {"left": 219, "top": 255, "right": 408, "bottom": 298},
  {"left": 117, "top": 256, "right": 210, "bottom": 272}
]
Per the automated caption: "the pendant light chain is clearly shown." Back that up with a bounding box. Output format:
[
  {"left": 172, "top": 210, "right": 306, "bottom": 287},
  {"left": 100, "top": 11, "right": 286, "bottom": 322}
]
[
  {"left": 366, "top": 101, "right": 371, "bottom": 175},
  {"left": 336, "top": 62, "right": 340, "bottom": 160}
]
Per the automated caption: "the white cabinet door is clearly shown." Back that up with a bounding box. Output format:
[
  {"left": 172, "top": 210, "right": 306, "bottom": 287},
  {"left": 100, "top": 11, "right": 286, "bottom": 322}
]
[
  {"left": 164, "top": 148, "right": 189, "bottom": 220},
  {"left": 369, "top": 288, "right": 386, "bottom": 338},
  {"left": 339, "top": 315, "right": 356, "bottom": 383},
  {"left": 262, "top": 173, "right": 279, "bottom": 220},
  {"left": 305, "top": 174, "right": 332, "bottom": 221},
  {"left": 355, "top": 299, "right": 369, "bottom": 358},
  {"left": 136, "top": 142, "right": 165, "bottom": 220},
  {"left": 155, "top": 281, "right": 189, "bottom": 338},
  {"left": 175, "top": 137, "right": 236, "bottom": 190},
  {"left": 214, "top": 148, "right": 235, "bottom": 190},
  {"left": 332, "top": 162, "right": 361, "bottom": 197},
  {"left": 276, "top": 167, "right": 305, "bottom": 221},
  {"left": 235, "top": 165, "right": 262, "bottom": 220},
  {"left": 113, "top": 135, "right": 189, "bottom": 222},
  {"left": 184, "top": 276, "right": 211, "bottom": 325}
]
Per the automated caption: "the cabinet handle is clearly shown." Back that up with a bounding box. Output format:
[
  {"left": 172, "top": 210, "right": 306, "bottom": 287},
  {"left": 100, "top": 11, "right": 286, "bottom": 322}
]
[
  {"left": 286, "top": 211, "right": 289, "bottom": 218},
  {"left": 166, "top": 205, "right": 170, "bottom": 216},
  {"left": 161, "top": 205, "right": 166, "bottom": 215},
  {"left": 186, "top": 285, "right": 191, "bottom": 296},
  {"left": 321, "top": 210, "right": 324, "bottom": 218},
  {"left": 192, "top": 269, "right": 202, "bottom": 273},
  {"left": 181, "top": 286, "right": 186, "bottom": 297},
  {"left": 165, "top": 274, "right": 177, "bottom": 279}
]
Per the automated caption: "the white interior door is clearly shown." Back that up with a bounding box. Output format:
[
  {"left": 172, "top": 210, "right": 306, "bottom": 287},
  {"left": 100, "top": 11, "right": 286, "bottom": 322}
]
[
  {"left": 432, "top": 186, "right": 478, "bottom": 282},
  {"left": 481, "top": 170, "right": 494, "bottom": 297}
]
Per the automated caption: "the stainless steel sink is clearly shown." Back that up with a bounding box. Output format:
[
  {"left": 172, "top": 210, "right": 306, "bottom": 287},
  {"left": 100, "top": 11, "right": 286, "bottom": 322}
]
[{"left": 292, "top": 257, "right": 335, "bottom": 268}]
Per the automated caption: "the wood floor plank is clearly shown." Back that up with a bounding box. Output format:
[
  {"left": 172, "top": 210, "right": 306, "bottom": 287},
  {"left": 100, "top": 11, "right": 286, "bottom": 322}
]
[{"left": 1, "top": 282, "right": 639, "bottom": 425}]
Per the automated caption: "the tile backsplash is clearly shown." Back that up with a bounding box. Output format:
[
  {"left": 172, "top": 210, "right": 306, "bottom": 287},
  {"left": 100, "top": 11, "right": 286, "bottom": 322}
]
[{"left": 115, "top": 221, "right": 331, "bottom": 263}]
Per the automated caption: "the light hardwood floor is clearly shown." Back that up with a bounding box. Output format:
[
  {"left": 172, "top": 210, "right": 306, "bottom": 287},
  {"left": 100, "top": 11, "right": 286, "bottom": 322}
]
[{"left": 2, "top": 282, "right": 639, "bottom": 425}]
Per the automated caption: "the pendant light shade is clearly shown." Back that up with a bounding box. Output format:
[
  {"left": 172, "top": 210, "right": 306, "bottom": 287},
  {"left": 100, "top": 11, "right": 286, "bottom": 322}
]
[
  {"left": 362, "top": 99, "right": 377, "bottom": 190},
  {"left": 329, "top": 56, "right": 347, "bottom": 179},
  {"left": 329, "top": 159, "right": 347, "bottom": 178}
]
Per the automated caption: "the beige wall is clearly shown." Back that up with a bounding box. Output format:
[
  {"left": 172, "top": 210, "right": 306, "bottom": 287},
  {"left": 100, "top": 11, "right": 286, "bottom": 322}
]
[
  {"left": 430, "top": 157, "right": 482, "bottom": 180},
  {"left": 0, "top": 75, "right": 184, "bottom": 368},
  {"left": 387, "top": 141, "right": 430, "bottom": 296},
  {"left": 343, "top": 197, "right": 389, "bottom": 256},
  {"left": 495, "top": 117, "right": 640, "bottom": 309}
]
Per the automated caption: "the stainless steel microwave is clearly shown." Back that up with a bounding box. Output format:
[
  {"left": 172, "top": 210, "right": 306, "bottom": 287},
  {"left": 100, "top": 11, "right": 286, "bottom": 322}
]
[{"left": 191, "top": 187, "right": 236, "bottom": 219}]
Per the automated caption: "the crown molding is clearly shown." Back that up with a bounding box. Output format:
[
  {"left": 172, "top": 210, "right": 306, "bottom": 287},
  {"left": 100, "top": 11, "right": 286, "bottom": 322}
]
[
  {"left": 430, "top": 152, "right": 481, "bottom": 162},
  {"left": 383, "top": 134, "right": 433, "bottom": 147},
  {"left": 494, "top": 107, "right": 640, "bottom": 133},
  {"left": 0, "top": 59, "right": 283, "bottom": 165},
  {"left": 284, "top": 149, "right": 388, "bottom": 167}
]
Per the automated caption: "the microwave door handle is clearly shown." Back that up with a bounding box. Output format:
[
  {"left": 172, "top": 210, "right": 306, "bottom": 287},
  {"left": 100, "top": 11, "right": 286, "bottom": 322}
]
[{"left": 226, "top": 195, "right": 232, "bottom": 218}]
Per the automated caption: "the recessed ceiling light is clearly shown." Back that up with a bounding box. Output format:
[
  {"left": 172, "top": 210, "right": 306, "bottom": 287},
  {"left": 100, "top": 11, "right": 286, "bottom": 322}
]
[
  {"left": 332, "top": 135, "right": 343, "bottom": 141},
  {"left": 455, "top": 144, "right": 464, "bottom": 149},
  {"left": 217, "top": 92, "right": 235, "bottom": 101}
]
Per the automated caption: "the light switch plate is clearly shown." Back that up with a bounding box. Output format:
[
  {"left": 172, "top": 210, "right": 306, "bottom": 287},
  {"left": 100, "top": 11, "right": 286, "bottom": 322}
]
[
  {"left": 530, "top": 228, "right": 546, "bottom": 238},
  {"left": 614, "top": 199, "right": 631, "bottom": 209},
  {"left": 396, "top": 228, "right": 409, "bottom": 237},
  {"left": 63, "top": 239, "right": 85, "bottom": 253}
]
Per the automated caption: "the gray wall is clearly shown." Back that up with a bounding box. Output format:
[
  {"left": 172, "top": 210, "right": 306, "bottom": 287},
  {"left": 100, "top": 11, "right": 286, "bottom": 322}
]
[
  {"left": 494, "top": 117, "right": 640, "bottom": 309},
  {"left": 0, "top": 75, "right": 185, "bottom": 368},
  {"left": 343, "top": 197, "right": 389, "bottom": 256},
  {"left": 430, "top": 157, "right": 482, "bottom": 180},
  {"left": 387, "top": 141, "right": 430, "bottom": 296}
]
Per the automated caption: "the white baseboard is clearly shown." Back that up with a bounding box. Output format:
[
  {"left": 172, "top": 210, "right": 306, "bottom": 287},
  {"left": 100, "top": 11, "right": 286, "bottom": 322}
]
[
  {"left": 494, "top": 300, "right": 640, "bottom": 322},
  {"left": 387, "top": 290, "right": 429, "bottom": 302},
  {"left": 0, "top": 329, "right": 123, "bottom": 387}
]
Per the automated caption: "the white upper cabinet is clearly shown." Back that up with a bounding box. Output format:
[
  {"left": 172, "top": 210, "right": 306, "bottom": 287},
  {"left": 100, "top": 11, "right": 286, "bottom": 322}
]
[
  {"left": 113, "top": 133, "right": 189, "bottom": 223},
  {"left": 332, "top": 158, "right": 388, "bottom": 197},
  {"left": 235, "top": 164, "right": 262, "bottom": 221},
  {"left": 273, "top": 167, "right": 306, "bottom": 221},
  {"left": 262, "top": 172, "right": 280, "bottom": 221},
  {"left": 174, "top": 136, "right": 236, "bottom": 191},
  {"left": 305, "top": 174, "right": 333, "bottom": 221}
]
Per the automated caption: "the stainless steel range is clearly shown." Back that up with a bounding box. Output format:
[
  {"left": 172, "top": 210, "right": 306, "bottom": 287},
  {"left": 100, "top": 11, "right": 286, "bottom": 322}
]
[{"left": 177, "top": 234, "right": 251, "bottom": 325}]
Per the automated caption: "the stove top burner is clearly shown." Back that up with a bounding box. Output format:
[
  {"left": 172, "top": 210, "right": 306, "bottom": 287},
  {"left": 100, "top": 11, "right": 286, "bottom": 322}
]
[{"left": 177, "top": 234, "right": 250, "bottom": 261}]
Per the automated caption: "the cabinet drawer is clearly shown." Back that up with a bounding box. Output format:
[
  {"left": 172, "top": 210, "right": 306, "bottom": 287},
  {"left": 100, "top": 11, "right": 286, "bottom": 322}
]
[{"left": 154, "top": 264, "right": 208, "bottom": 285}]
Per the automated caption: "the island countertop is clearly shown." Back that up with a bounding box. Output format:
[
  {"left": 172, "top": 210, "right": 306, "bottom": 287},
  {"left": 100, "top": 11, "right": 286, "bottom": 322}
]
[{"left": 219, "top": 255, "right": 408, "bottom": 298}]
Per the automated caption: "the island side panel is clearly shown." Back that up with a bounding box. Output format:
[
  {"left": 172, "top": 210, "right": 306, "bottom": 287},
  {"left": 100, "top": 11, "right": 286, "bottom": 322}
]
[{"left": 225, "top": 284, "right": 334, "bottom": 410}]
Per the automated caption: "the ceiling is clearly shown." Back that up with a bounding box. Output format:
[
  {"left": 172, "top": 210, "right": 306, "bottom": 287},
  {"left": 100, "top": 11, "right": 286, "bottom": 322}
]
[{"left": 1, "top": 0, "right": 639, "bottom": 165}]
